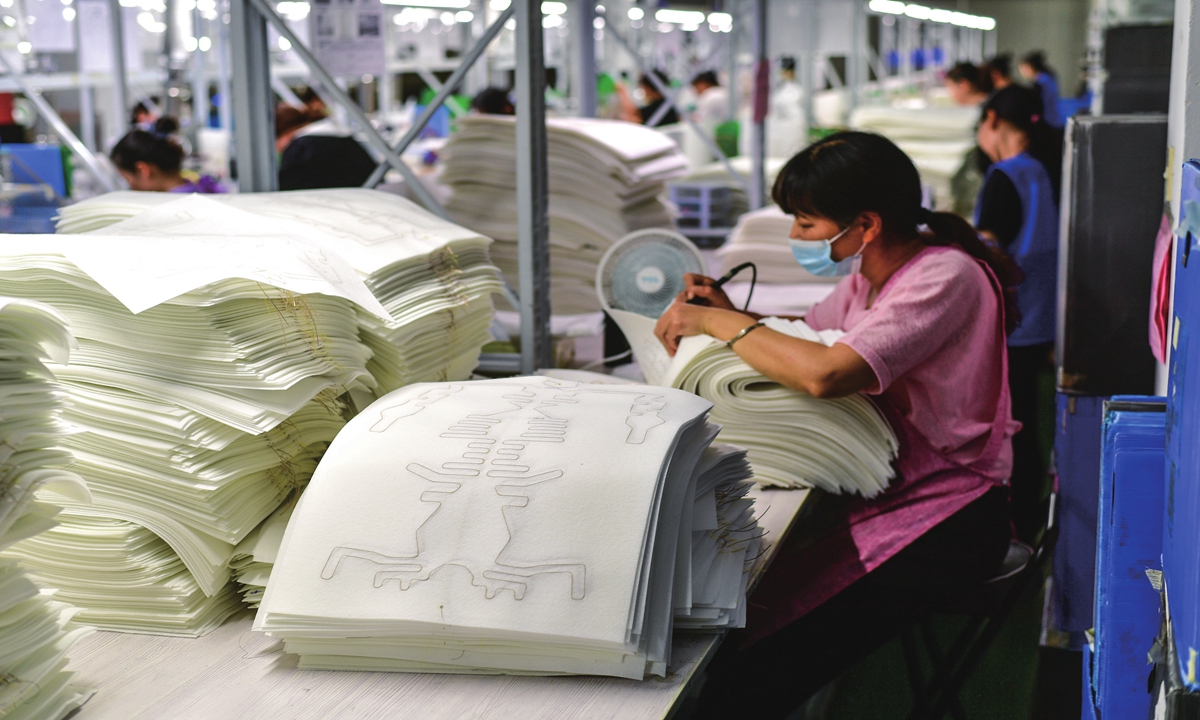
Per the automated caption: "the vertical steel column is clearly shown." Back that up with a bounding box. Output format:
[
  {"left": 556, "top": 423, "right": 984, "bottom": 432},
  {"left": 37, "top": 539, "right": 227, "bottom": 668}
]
[
  {"left": 229, "top": 0, "right": 276, "bottom": 191},
  {"left": 800, "top": 0, "right": 815, "bottom": 128},
  {"left": 74, "top": 16, "right": 96, "bottom": 152},
  {"left": 514, "top": 0, "right": 551, "bottom": 373},
  {"left": 847, "top": 0, "right": 865, "bottom": 113},
  {"left": 726, "top": 0, "right": 739, "bottom": 122},
  {"left": 574, "top": 0, "right": 596, "bottom": 116},
  {"left": 216, "top": 2, "right": 232, "bottom": 131},
  {"left": 192, "top": 9, "right": 210, "bottom": 131},
  {"left": 108, "top": 0, "right": 128, "bottom": 140},
  {"left": 748, "top": 0, "right": 766, "bottom": 209}
]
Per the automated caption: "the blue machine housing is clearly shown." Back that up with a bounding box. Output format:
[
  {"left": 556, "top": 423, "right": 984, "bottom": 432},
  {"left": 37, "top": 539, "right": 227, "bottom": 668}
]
[{"left": 1087, "top": 396, "right": 1165, "bottom": 717}]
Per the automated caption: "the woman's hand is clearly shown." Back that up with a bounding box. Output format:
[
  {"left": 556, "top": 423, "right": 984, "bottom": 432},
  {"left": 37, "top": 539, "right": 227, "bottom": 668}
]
[
  {"left": 678, "top": 273, "right": 737, "bottom": 310},
  {"left": 655, "top": 303, "right": 755, "bottom": 356}
]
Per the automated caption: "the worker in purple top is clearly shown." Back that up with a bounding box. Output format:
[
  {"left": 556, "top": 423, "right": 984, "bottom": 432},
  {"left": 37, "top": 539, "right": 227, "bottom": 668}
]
[{"left": 110, "top": 117, "right": 226, "bottom": 194}]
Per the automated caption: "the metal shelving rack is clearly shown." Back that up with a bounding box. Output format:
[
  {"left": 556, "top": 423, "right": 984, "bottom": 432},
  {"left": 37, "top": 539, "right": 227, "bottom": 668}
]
[{"left": 228, "top": 0, "right": 553, "bottom": 374}]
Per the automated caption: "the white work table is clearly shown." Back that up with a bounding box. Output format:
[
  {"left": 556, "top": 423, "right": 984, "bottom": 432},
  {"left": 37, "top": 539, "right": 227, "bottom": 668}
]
[{"left": 64, "top": 487, "right": 810, "bottom": 720}]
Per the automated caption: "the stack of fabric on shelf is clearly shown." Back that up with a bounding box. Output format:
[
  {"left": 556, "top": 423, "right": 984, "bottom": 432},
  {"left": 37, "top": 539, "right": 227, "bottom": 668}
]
[
  {"left": 440, "top": 116, "right": 689, "bottom": 314},
  {"left": 610, "top": 310, "right": 899, "bottom": 495},
  {"left": 55, "top": 189, "right": 504, "bottom": 397},
  {"left": 0, "top": 225, "right": 383, "bottom": 635},
  {"left": 0, "top": 298, "right": 92, "bottom": 720},
  {"left": 849, "top": 105, "right": 978, "bottom": 211},
  {"left": 256, "top": 376, "right": 758, "bottom": 679},
  {"left": 713, "top": 205, "right": 839, "bottom": 284}
]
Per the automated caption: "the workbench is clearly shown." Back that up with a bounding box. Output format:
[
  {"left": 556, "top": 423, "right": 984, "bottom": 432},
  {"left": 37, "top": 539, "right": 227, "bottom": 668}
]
[{"left": 63, "top": 487, "right": 810, "bottom": 720}]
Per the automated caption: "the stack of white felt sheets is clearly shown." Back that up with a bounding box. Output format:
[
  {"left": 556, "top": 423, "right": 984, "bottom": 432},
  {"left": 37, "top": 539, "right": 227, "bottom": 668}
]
[
  {"left": 441, "top": 116, "right": 689, "bottom": 314},
  {"left": 714, "top": 205, "right": 839, "bottom": 284},
  {"left": 0, "top": 298, "right": 93, "bottom": 720},
  {"left": 256, "top": 376, "right": 759, "bottom": 679},
  {"left": 610, "top": 310, "right": 899, "bottom": 496},
  {"left": 849, "top": 105, "right": 978, "bottom": 210},
  {"left": 55, "top": 189, "right": 504, "bottom": 397},
  {"left": 0, "top": 221, "right": 391, "bottom": 635}
]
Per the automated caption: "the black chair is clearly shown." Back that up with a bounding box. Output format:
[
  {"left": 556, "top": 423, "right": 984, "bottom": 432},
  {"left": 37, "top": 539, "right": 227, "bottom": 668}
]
[{"left": 900, "top": 492, "right": 1059, "bottom": 720}]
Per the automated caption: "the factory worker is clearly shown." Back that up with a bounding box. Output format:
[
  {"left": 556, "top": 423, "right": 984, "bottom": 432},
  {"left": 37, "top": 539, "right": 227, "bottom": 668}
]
[
  {"left": 1019, "top": 51, "right": 1063, "bottom": 128},
  {"left": 690, "top": 70, "right": 728, "bottom": 131},
  {"left": 614, "top": 70, "right": 679, "bottom": 126},
  {"left": 944, "top": 61, "right": 992, "bottom": 106},
  {"left": 274, "top": 105, "right": 376, "bottom": 191},
  {"left": 655, "top": 131, "right": 1018, "bottom": 718},
  {"left": 944, "top": 61, "right": 993, "bottom": 217},
  {"left": 983, "top": 53, "right": 1014, "bottom": 91},
  {"left": 974, "top": 84, "right": 1061, "bottom": 544},
  {"left": 111, "top": 118, "right": 226, "bottom": 194}
]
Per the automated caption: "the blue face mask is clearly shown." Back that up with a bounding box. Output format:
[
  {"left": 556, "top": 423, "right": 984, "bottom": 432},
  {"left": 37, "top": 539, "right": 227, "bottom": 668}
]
[{"left": 788, "top": 225, "right": 863, "bottom": 277}]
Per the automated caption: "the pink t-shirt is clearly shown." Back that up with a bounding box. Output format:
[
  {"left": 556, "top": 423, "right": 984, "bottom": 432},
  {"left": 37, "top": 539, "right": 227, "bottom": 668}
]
[
  {"left": 742, "top": 245, "right": 1017, "bottom": 646},
  {"left": 807, "top": 244, "right": 1015, "bottom": 481}
]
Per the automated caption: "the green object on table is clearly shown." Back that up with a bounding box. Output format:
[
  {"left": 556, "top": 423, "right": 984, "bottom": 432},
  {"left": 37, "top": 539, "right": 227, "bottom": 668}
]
[{"left": 715, "top": 120, "right": 739, "bottom": 158}]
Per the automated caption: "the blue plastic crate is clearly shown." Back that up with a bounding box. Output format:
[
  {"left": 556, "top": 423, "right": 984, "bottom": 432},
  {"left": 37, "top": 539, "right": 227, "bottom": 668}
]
[
  {"left": 1090, "top": 396, "right": 1165, "bottom": 718},
  {"left": 1166, "top": 159, "right": 1200, "bottom": 689},
  {"left": 1054, "top": 393, "right": 1108, "bottom": 641}
]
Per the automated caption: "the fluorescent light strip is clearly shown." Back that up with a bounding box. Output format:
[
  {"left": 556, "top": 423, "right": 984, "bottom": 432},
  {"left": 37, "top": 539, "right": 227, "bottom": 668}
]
[
  {"left": 867, "top": 0, "right": 995, "bottom": 30},
  {"left": 381, "top": 0, "right": 470, "bottom": 8},
  {"left": 655, "top": 8, "right": 705, "bottom": 24}
]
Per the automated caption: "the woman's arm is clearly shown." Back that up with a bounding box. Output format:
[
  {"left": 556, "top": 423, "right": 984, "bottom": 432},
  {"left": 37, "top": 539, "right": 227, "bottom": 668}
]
[{"left": 653, "top": 302, "right": 877, "bottom": 399}]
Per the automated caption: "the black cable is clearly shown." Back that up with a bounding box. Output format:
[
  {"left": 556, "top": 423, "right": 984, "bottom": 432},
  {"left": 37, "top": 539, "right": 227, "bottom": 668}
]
[{"left": 742, "top": 262, "right": 757, "bottom": 312}]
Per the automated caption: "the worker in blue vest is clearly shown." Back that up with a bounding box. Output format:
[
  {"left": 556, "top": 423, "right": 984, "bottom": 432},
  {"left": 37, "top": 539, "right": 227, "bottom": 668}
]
[
  {"left": 974, "top": 83, "right": 1062, "bottom": 544},
  {"left": 1019, "top": 51, "right": 1064, "bottom": 128}
]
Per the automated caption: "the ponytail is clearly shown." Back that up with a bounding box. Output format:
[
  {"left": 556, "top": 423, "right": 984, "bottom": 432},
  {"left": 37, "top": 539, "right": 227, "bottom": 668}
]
[
  {"left": 981, "top": 85, "right": 1063, "bottom": 202},
  {"left": 922, "top": 210, "right": 1023, "bottom": 335}
]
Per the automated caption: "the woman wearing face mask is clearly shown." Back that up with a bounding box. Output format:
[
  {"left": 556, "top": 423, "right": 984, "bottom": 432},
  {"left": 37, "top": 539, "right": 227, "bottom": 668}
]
[
  {"left": 655, "top": 131, "right": 1020, "bottom": 718},
  {"left": 974, "top": 84, "right": 1061, "bottom": 545}
]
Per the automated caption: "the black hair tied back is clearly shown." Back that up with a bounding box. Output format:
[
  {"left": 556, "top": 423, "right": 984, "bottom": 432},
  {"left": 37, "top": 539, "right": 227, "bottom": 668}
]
[
  {"left": 110, "top": 116, "right": 184, "bottom": 174},
  {"left": 772, "top": 131, "right": 1023, "bottom": 335}
]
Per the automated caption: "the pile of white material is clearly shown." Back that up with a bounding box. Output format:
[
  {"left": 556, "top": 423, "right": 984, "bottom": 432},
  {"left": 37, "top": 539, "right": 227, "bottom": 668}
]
[
  {"left": 228, "top": 500, "right": 295, "bottom": 608},
  {"left": 610, "top": 311, "right": 899, "bottom": 496},
  {"left": 256, "top": 376, "right": 759, "bottom": 679},
  {"left": 0, "top": 299, "right": 92, "bottom": 720},
  {"left": 849, "top": 105, "right": 978, "bottom": 211},
  {"left": 714, "top": 205, "right": 840, "bottom": 284},
  {"left": 441, "top": 116, "right": 689, "bottom": 314},
  {"left": 0, "top": 229, "right": 382, "bottom": 635},
  {"left": 55, "top": 189, "right": 504, "bottom": 396}
]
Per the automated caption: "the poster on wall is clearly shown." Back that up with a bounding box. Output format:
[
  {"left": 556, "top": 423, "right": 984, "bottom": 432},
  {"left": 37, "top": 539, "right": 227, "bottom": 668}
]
[
  {"left": 307, "top": 0, "right": 385, "bottom": 78},
  {"left": 77, "top": 0, "right": 143, "bottom": 74}
]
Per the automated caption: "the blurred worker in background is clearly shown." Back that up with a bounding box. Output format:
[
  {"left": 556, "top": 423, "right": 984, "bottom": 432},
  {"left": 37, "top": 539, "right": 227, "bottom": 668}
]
[
  {"left": 616, "top": 70, "right": 679, "bottom": 126},
  {"left": 296, "top": 86, "right": 328, "bottom": 121},
  {"left": 111, "top": 117, "right": 226, "bottom": 193},
  {"left": 944, "top": 62, "right": 993, "bottom": 106},
  {"left": 769, "top": 56, "right": 808, "bottom": 157},
  {"left": 274, "top": 104, "right": 376, "bottom": 191},
  {"left": 130, "top": 102, "right": 158, "bottom": 131},
  {"left": 982, "top": 54, "right": 1014, "bottom": 91},
  {"left": 974, "top": 84, "right": 1062, "bottom": 543},
  {"left": 1020, "top": 51, "right": 1064, "bottom": 128},
  {"left": 945, "top": 62, "right": 994, "bottom": 218},
  {"left": 471, "top": 87, "right": 515, "bottom": 115},
  {"left": 690, "top": 70, "right": 728, "bottom": 130}
]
